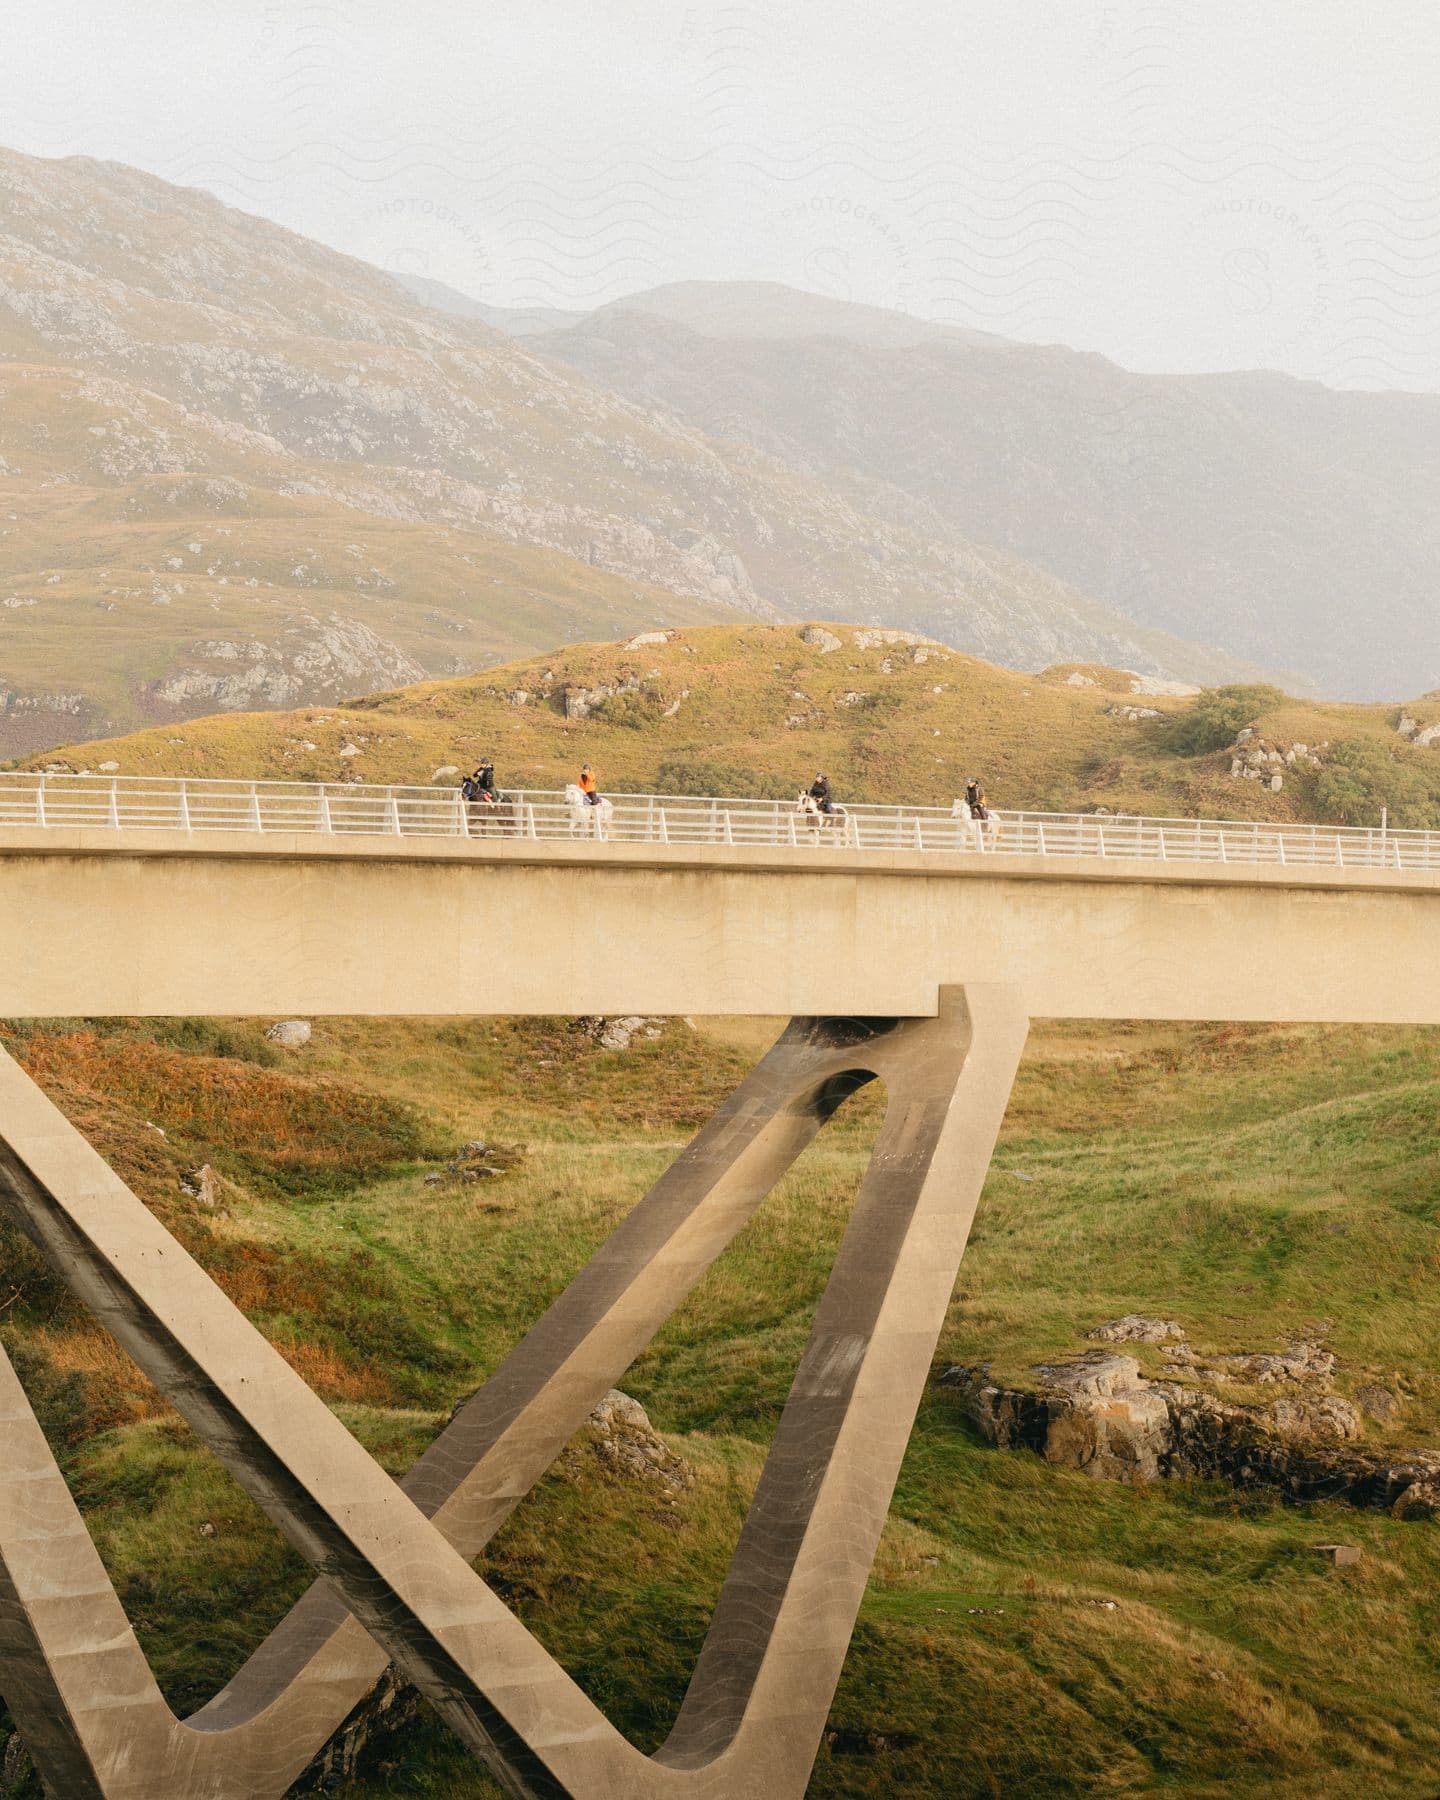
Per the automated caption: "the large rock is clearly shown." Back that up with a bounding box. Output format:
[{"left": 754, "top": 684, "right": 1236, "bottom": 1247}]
[
  {"left": 180, "top": 1163, "right": 220, "bottom": 1208},
  {"left": 264, "top": 1019, "right": 311, "bottom": 1049},
  {"left": 581, "top": 1389, "right": 693, "bottom": 1492},
  {"left": 945, "top": 1355, "right": 1173, "bottom": 1484},
  {"left": 1033, "top": 1354, "right": 1173, "bottom": 1482},
  {"left": 1355, "top": 1382, "right": 1399, "bottom": 1422}
]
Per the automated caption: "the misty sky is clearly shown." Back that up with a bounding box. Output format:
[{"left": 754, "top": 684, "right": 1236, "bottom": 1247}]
[{"left": 3, "top": 0, "right": 1439, "bottom": 389}]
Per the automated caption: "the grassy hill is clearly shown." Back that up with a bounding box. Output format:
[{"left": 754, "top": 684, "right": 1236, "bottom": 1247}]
[
  {"left": 21, "top": 621, "right": 1440, "bottom": 827},
  {"left": 2, "top": 1009, "right": 1439, "bottom": 1797}
]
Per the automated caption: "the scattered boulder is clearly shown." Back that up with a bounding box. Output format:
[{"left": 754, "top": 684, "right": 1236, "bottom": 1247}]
[
  {"left": 429, "top": 1138, "right": 524, "bottom": 1186},
  {"left": 1313, "top": 1543, "right": 1362, "bottom": 1567},
  {"left": 580, "top": 1389, "right": 693, "bottom": 1493},
  {"left": 264, "top": 1019, "right": 311, "bottom": 1049},
  {"left": 800, "top": 625, "right": 842, "bottom": 654},
  {"left": 590, "top": 1389, "right": 652, "bottom": 1433},
  {"left": 1230, "top": 734, "right": 1324, "bottom": 783},
  {"left": 1089, "top": 1315, "right": 1186, "bottom": 1346},
  {"left": 180, "top": 1164, "right": 220, "bottom": 1208},
  {"left": 625, "top": 631, "right": 671, "bottom": 650},
  {"left": 851, "top": 627, "right": 933, "bottom": 652},
  {"left": 97, "top": 759, "right": 120, "bottom": 772},
  {"left": 575, "top": 1015, "right": 664, "bottom": 1052},
  {"left": 1396, "top": 714, "right": 1440, "bottom": 746}
]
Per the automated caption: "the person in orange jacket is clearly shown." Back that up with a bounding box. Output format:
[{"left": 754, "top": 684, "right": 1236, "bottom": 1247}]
[{"left": 578, "top": 762, "right": 600, "bottom": 806}]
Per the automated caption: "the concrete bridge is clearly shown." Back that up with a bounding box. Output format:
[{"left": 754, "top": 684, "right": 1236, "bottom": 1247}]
[
  {"left": 2, "top": 772, "right": 1439, "bottom": 1800},
  {"left": 1, "top": 772, "right": 1438, "bottom": 1022}
]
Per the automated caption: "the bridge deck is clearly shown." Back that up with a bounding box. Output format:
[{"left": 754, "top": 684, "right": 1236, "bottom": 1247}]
[{"left": 3, "top": 771, "right": 1437, "bottom": 873}]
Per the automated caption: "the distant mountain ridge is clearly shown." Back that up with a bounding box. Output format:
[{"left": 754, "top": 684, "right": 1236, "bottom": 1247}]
[
  {"left": 0, "top": 149, "right": 1290, "bottom": 754},
  {"left": 431, "top": 278, "right": 1439, "bottom": 701}
]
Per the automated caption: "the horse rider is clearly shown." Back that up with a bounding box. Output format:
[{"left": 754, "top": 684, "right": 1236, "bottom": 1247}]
[
  {"left": 964, "top": 775, "right": 989, "bottom": 821},
  {"left": 578, "top": 762, "right": 601, "bottom": 806},
  {"left": 460, "top": 761, "right": 497, "bottom": 829},
  {"left": 809, "top": 771, "right": 835, "bottom": 815}
]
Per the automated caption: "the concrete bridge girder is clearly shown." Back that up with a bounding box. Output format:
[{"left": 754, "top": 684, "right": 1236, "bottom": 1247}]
[{"left": 1, "top": 829, "right": 1439, "bottom": 1022}]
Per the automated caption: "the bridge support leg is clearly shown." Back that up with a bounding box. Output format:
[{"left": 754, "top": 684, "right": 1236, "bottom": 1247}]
[{"left": 0, "top": 986, "right": 1027, "bottom": 1800}]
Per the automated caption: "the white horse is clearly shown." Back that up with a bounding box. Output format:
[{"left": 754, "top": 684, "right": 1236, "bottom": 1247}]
[
  {"left": 795, "top": 792, "right": 848, "bottom": 840},
  {"left": 951, "top": 798, "right": 1001, "bottom": 851},
  {"left": 565, "top": 783, "right": 614, "bottom": 841}
]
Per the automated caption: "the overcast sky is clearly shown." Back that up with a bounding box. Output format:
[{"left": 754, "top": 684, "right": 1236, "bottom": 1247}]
[{"left": 3, "top": 0, "right": 1439, "bottom": 388}]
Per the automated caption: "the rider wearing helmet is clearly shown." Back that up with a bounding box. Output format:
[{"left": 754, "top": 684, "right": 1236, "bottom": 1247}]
[
  {"left": 474, "top": 759, "right": 497, "bottom": 803},
  {"left": 579, "top": 762, "right": 600, "bottom": 806},
  {"left": 809, "top": 771, "right": 834, "bottom": 815}
]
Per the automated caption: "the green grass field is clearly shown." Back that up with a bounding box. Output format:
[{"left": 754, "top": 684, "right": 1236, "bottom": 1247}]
[{"left": 3, "top": 1009, "right": 1438, "bottom": 1797}]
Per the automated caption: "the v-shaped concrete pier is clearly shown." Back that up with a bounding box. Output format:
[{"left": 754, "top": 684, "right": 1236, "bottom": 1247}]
[{"left": 0, "top": 987, "right": 1027, "bottom": 1799}]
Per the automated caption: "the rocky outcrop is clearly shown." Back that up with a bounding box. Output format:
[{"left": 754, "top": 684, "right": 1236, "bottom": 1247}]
[
  {"left": 1228, "top": 728, "right": 1326, "bottom": 789},
  {"left": 1397, "top": 715, "right": 1440, "bottom": 748},
  {"left": 152, "top": 616, "right": 424, "bottom": 712},
  {"left": 293, "top": 1668, "right": 424, "bottom": 1794},
  {"left": 574, "top": 1016, "right": 665, "bottom": 1051},
  {"left": 179, "top": 1164, "right": 220, "bottom": 1208},
  {"left": 941, "top": 1328, "right": 1439, "bottom": 1517},
  {"left": 1088, "top": 1314, "right": 1186, "bottom": 1346},
  {"left": 1032, "top": 1353, "right": 1172, "bottom": 1481}
]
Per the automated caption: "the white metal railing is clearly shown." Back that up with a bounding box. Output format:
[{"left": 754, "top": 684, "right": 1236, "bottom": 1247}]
[{"left": 0, "top": 771, "right": 1437, "bottom": 873}]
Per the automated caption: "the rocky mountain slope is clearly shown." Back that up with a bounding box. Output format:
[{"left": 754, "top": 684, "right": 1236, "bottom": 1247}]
[
  {"left": 0, "top": 148, "right": 1249, "bottom": 756},
  {"left": 487, "top": 280, "right": 1440, "bottom": 701},
  {"left": 25, "top": 622, "right": 1440, "bottom": 832}
]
